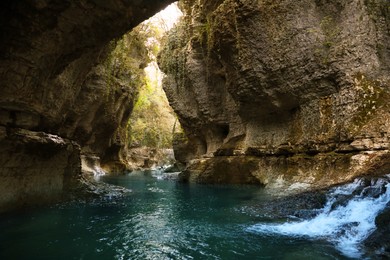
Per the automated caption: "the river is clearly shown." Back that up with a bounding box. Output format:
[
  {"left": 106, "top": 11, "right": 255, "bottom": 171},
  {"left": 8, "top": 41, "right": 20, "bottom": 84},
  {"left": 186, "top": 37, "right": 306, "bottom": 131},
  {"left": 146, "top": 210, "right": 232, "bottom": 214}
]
[{"left": 0, "top": 169, "right": 388, "bottom": 259}]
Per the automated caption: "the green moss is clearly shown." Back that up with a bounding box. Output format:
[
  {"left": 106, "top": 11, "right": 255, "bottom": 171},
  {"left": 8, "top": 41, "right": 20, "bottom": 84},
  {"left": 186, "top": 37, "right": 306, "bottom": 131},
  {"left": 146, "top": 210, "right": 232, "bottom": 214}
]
[
  {"left": 127, "top": 72, "right": 179, "bottom": 149},
  {"left": 102, "top": 30, "right": 149, "bottom": 99},
  {"left": 254, "top": 1, "right": 291, "bottom": 58},
  {"left": 350, "top": 73, "right": 389, "bottom": 133},
  {"left": 195, "top": 14, "right": 215, "bottom": 61},
  {"left": 308, "top": 15, "right": 341, "bottom": 65},
  {"left": 320, "top": 16, "right": 340, "bottom": 48},
  {"left": 158, "top": 22, "right": 189, "bottom": 90}
]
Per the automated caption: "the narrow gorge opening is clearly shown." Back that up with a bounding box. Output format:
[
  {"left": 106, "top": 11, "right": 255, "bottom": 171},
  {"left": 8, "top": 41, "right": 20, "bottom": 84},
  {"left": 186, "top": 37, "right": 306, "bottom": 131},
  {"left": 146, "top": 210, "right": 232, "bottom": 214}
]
[
  {"left": 104, "top": 3, "right": 184, "bottom": 173},
  {"left": 1, "top": 0, "right": 390, "bottom": 259}
]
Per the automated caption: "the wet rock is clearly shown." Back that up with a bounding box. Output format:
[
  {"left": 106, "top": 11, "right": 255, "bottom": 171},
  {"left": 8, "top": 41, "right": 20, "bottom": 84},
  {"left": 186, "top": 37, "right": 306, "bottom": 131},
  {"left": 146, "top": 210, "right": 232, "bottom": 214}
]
[
  {"left": 125, "top": 147, "right": 175, "bottom": 171},
  {"left": 164, "top": 163, "right": 183, "bottom": 173},
  {"left": 71, "top": 175, "right": 131, "bottom": 200},
  {"left": 248, "top": 190, "right": 327, "bottom": 221},
  {"left": 0, "top": 127, "right": 81, "bottom": 213},
  {"left": 364, "top": 205, "right": 390, "bottom": 259},
  {"left": 180, "top": 156, "right": 263, "bottom": 185},
  {"left": 81, "top": 154, "right": 106, "bottom": 177}
]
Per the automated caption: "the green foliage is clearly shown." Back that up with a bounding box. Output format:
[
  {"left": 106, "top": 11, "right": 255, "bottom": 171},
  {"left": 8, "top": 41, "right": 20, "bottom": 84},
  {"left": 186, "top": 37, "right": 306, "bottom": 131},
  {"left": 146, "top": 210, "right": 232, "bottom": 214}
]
[
  {"left": 195, "top": 13, "right": 215, "bottom": 58},
  {"left": 103, "top": 29, "right": 150, "bottom": 99},
  {"left": 127, "top": 70, "right": 178, "bottom": 148},
  {"left": 158, "top": 23, "right": 189, "bottom": 91},
  {"left": 125, "top": 17, "right": 181, "bottom": 149},
  {"left": 102, "top": 14, "right": 171, "bottom": 96}
]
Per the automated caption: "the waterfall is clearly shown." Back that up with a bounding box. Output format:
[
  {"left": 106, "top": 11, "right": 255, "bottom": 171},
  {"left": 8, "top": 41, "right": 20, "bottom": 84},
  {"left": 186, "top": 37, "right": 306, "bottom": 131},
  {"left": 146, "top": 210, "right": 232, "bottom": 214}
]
[
  {"left": 92, "top": 166, "right": 107, "bottom": 180},
  {"left": 150, "top": 165, "right": 181, "bottom": 180},
  {"left": 247, "top": 176, "right": 390, "bottom": 258}
]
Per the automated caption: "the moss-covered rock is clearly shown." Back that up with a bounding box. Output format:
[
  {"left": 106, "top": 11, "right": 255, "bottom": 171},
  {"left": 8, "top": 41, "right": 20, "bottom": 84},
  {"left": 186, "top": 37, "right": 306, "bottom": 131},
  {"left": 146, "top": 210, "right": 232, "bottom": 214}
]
[
  {"left": 180, "top": 156, "right": 263, "bottom": 185},
  {"left": 160, "top": 0, "right": 390, "bottom": 188}
]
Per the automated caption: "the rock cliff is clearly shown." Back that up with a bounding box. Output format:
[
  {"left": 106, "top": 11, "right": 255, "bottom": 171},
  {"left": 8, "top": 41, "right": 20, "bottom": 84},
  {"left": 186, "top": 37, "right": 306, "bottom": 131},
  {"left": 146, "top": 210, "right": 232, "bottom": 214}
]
[
  {"left": 0, "top": 127, "right": 80, "bottom": 212},
  {"left": 159, "top": 0, "right": 390, "bottom": 190},
  {"left": 0, "top": 0, "right": 175, "bottom": 212}
]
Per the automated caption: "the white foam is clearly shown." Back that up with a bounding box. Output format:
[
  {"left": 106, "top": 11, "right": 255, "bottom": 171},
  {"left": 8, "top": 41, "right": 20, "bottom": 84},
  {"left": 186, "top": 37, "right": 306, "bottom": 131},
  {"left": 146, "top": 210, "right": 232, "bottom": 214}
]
[
  {"left": 150, "top": 165, "right": 180, "bottom": 180},
  {"left": 247, "top": 179, "right": 390, "bottom": 258}
]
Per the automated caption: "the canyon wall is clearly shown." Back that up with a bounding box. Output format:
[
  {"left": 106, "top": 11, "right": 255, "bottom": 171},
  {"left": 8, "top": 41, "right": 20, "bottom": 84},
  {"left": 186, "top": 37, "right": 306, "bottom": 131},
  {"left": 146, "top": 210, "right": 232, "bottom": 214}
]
[
  {"left": 0, "top": 0, "right": 175, "bottom": 212},
  {"left": 159, "top": 0, "right": 390, "bottom": 191}
]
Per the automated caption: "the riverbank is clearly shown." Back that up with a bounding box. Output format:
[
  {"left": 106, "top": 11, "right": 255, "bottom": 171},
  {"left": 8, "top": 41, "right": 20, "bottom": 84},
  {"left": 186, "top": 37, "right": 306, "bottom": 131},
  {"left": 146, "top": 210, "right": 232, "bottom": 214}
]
[{"left": 1, "top": 169, "right": 388, "bottom": 259}]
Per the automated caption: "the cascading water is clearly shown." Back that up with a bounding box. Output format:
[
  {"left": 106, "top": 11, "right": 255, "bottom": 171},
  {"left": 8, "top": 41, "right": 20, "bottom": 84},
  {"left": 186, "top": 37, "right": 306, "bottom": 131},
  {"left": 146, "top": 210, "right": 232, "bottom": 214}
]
[
  {"left": 247, "top": 176, "right": 390, "bottom": 258},
  {"left": 150, "top": 165, "right": 181, "bottom": 180},
  {"left": 2, "top": 168, "right": 389, "bottom": 259}
]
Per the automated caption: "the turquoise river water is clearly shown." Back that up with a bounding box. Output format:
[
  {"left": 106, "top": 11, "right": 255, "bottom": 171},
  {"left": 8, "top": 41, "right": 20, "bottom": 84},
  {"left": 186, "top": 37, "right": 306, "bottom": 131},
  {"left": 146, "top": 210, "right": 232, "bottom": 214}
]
[{"left": 1, "top": 169, "right": 388, "bottom": 259}]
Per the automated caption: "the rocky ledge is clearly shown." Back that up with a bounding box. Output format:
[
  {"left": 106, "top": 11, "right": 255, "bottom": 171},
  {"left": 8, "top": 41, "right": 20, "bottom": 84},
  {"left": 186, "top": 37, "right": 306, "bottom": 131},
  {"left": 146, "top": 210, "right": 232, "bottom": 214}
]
[
  {"left": 0, "top": 0, "right": 175, "bottom": 212},
  {"left": 159, "top": 0, "right": 390, "bottom": 190},
  {"left": 0, "top": 127, "right": 80, "bottom": 213}
]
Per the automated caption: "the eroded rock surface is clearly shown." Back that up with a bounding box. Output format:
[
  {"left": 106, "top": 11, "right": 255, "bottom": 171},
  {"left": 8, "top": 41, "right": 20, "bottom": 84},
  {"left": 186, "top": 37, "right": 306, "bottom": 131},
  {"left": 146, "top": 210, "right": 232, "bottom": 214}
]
[
  {"left": 0, "top": 0, "right": 174, "bottom": 162},
  {"left": 159, "top": 0, "right": 390, "bottom": 190},
  {"left": 0, "top": 0, "right": 175, "bottom": 211},
  {"left": 126, "top": 147, "right": 175, "bottom": 171},
  {"left": 0, "top": 127, "right": 80, "bottom": 213}
]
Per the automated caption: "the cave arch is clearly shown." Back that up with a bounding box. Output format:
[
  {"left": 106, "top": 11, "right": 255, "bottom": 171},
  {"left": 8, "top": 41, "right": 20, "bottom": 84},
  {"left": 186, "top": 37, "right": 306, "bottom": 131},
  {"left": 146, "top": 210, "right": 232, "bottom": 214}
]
[{"left": 0, "top": 0, "right": 176, "bottom": 212}]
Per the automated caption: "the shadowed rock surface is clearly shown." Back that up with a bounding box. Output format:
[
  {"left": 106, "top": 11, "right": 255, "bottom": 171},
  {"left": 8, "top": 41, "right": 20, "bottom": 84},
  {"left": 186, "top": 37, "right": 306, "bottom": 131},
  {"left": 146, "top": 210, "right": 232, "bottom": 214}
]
[
  {"left": 159, "top": 0, "right": 390, "bottom": 190},
  {"left": 364, "top": 205, "right": 390, "bottom": 258},
  {"left": 0, "top": 126, "right": 80, "bottom": 212},
  {"left": 1, "top": 0, "right": 390, "bottom": 211},
  {"left": 0, "top": 0, "right": 175, "bottom": 212}
]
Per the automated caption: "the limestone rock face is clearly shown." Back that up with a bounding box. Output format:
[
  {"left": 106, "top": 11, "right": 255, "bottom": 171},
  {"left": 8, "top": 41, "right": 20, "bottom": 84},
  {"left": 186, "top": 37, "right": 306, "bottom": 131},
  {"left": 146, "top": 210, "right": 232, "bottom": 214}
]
[
  {"left": 125, "top": 147, "right": 175, "bottom": 171},
  {"left": 0, "top": 127, "right": 80, "bottom": 213},
  {"left": 159, "top": 0, "right": 390, "bottom": 190},
  {"left": 0, "top": 0, "right": 175, "bottom": 211},
  {"left": 0, "top": 0, "right": 174, "bottom": 161}
]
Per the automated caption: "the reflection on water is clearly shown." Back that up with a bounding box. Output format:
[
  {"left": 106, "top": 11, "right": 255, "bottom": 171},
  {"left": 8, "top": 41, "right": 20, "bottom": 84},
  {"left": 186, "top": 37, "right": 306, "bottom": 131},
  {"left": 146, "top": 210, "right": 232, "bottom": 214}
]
[{"left": 0, "top": 170, "right": 354, "bottom": 259}]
